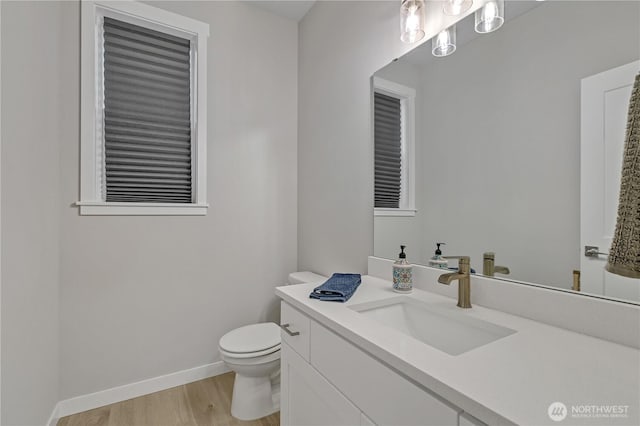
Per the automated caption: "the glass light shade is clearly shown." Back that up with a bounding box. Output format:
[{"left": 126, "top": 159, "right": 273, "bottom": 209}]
[
  {"left": 400, "top": 0, "right": 426, "bottom": 43},
  {"left": 475, "top": 0, "right": 504, "bottom": 33},
  {"left": 443, "top": 0, "right": 473, "bottom": 16},
  {"left": 432, "top": 25, "right": 456, "bottom": 57}
]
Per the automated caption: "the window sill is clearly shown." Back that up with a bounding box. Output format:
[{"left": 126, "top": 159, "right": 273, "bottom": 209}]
[
  {"left": 76, "top": 202, "right": 209, "bottom": 216},
  {"left": 374, "top": 208, "right": 417, "bottom": 217}
]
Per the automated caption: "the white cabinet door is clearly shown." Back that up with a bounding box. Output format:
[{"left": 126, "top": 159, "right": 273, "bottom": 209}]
[
  {"left": 281, "top": 342, "right": 361, "bottom": 426},
  {"left": 310, "top": 321, "right": 460, "bottom": 426}
]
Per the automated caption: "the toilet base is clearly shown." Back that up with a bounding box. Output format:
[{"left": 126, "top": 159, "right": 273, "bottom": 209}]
[{"left": 231, "top": 371, "right": 280, "bottom": 420}]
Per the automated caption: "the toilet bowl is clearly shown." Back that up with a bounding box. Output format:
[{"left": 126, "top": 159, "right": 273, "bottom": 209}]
[{"left": 219, "top": 271, "right": 327, "bottom": 421}]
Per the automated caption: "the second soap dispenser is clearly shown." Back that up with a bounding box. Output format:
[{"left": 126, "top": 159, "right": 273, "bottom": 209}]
[{"left": 429, "top": 243, "right": 449, "bottom": 269}]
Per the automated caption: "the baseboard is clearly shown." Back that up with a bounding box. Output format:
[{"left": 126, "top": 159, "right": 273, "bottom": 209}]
[
  {"left": 51, "top": 361, "right": 230, "bottom": 422},
  {"left": 46, "top": 403, "right": 59, "bottom": 426}
]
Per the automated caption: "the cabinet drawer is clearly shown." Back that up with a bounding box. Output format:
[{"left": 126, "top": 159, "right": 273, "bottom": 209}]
[
  {"left": 281, "top": 343, "right": 361, "bottom": 426},
  {"left": 310, "top": 321, "right": 460, "bottom": 426},
  {"left": 281, "top": 302, "right": 311, "bottom": 361}
]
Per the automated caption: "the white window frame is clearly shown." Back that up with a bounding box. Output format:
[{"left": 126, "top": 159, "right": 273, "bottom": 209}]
[
  {"left": 373, "top": 77, "right": 416, "bottom": 217},
  {"left": 78, "top": 0, "right": 209, "bottom": 215}
]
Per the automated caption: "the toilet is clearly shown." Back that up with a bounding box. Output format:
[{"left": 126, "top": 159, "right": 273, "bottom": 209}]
[{"left": 219, "top": 271, "right": 327, "bottom": 421}]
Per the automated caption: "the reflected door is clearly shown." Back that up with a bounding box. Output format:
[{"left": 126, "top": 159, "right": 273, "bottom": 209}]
[{"left": 581, "top": 60, "right": 640, "bottom": 301}]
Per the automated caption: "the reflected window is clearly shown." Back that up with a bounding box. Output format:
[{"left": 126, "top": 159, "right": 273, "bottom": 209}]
[{"left": 373, "top": 77, "right": 416, "bottom": 216}]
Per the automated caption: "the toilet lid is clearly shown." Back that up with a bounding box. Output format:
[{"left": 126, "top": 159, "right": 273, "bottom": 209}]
[{"left": 219, "top": 322, "right": 281, "bottom": 354}]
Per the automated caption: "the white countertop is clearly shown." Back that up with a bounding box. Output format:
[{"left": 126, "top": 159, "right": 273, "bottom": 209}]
[{"left": 276, "top": 276, "right": 640, "bottom": 426}]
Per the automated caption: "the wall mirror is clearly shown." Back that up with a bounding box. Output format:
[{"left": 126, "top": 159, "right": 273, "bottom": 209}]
[{"left": 372, "top": 0, "right": 640, "bottom": 304}]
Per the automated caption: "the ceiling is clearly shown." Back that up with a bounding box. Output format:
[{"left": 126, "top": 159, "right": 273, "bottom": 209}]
[{"left": 244, "top": 1, "right": 317, "bottom": 22}]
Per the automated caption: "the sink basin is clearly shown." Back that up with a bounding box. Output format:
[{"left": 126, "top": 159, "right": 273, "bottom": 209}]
[{"left": 349, "top": 297, "right": 516, "bottom": 355}]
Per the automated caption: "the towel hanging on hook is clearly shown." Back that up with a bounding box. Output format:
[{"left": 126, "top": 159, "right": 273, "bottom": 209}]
[{"left": 607, "top": 72, "right": 640, "bottom": 279}]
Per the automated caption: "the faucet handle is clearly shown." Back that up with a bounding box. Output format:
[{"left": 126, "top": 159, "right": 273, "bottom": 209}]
[
  {"left": 483, "top": 252, "right": 495, "bottom": 260},
  {"left": 443, "top": 255, "right": 470, "bottom": 264}
]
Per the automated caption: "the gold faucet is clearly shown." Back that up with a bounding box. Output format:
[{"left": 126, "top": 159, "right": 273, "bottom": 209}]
[
  {"left": 438, "top": 256, "right": 472, "bottom": 308},
  {"left": 482, "top": 252, "right": 510, "bottom": 277}
]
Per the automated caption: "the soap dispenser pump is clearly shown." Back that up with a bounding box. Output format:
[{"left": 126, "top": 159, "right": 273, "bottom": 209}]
[
  {"left": 393, "top": 245, "right": 413, "bottom": 293},
  {"left": 429, "top": 243, "right": 449, "bottom": 269}
]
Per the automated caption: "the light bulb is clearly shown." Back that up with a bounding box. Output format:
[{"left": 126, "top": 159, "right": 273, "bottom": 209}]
[
  {"left": 432, "top": 25, "right": 456, "bottom": 57},
  {"left": 475, "top": 0, "right": 505, "bottom": 33},
  {"left": 400, "top": 0, "right": 426, "bottom": 43}
]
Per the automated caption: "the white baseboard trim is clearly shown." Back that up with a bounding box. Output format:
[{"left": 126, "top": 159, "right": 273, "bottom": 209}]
[
  {"left": 46, "top": 403, "right": 59, "bottom": 426},
  {"left": 50, "top": 361, "right": 230, "bottom": 423}
]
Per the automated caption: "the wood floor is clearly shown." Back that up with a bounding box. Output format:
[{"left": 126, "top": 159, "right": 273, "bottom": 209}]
[{"left": 57, "top": 372, "right": 280, "bottom": 426}]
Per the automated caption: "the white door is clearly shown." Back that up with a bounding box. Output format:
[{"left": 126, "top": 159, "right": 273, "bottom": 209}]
[
  {"left": 280, "top": 343, "right": 362, "bottom": 426},
  {"left": 581, "top": 60, "right": 640, "bottom": 302}
]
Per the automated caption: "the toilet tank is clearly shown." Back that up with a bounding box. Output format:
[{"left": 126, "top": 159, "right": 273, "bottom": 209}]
[{"left": 288, "top": 271, "right": 327, "bottom": 285}]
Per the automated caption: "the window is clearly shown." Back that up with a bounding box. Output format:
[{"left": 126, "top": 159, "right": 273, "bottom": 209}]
[
  {"left": 373, "top": 77, "right": 416, "bottom": 216},
  {"left": 78, "top": 1, "right": 209, "bottom": 215}
]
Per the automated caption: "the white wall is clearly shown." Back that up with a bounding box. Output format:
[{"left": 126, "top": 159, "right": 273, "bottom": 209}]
[
  {"left": 298, "top": 1, "right": 472, "bottom": 275},
  {"left": 0, "top": 0, "right": 296, "bottom": 418},
  {"left": 57, "top": 0, "right": 298, "bottom": 400},
  {"left": 1, "top": 2, "right": 62, "bottom": 424}
]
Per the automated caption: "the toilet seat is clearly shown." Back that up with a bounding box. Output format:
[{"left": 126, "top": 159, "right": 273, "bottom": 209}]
[
  {"left": 219, "top": 322, "right": 281, "bottom": 359},
  {"left": 219, "top": 344, "right": 281, "bottom": 359},
  {"left": 219, "top": 347, "right": 281, "bottom": 367}
]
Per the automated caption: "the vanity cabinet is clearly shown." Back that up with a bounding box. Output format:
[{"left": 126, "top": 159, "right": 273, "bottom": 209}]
[{"left": 280, "top": 301, "right": 466, "bottom": 426}]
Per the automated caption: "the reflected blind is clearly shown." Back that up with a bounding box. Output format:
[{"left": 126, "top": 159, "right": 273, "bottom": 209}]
[
  {"left": 374, "top": 92, "right": 402, "bottom": 208},
  {"left": 103, "top": 17, "right": 192, "bottom": 203}
]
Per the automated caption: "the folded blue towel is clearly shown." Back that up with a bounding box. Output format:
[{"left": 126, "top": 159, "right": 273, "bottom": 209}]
[{"left": 309, "top": 273, "right": 362, "bottom": 302}]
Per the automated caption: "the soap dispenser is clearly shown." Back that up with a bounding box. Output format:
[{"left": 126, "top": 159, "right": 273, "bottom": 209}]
[
  {"left": 429, "top": 243, "right": 449, "bottom": 269},
  {"left": 393, "top": 245, "right": 413, "bottom": 293}
]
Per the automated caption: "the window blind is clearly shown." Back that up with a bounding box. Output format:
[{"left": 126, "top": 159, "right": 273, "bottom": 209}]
[
  {"left": 103, "top": 17, "right": 192, "bottom": 203},
  {"left": 374, "top": 92, "right": 402, "bottom": 208}
]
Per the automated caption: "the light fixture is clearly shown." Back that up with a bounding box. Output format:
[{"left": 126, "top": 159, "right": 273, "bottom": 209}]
[
  {"left": 443, "top": 0, "right": 473, "bottom": 16},
  {"left": 432, "top": 25, "right": 456, "bottom": 57},
  {"left": 475, "top": 0, "right": 504, "bottom": 33},
  {"left": 400, "top": 0, "right": 426, "bottom": 43}
]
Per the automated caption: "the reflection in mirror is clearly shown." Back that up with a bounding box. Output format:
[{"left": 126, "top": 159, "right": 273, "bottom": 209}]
[{"left": 372, "top": 1, "right": 640, "bottom": 304}]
